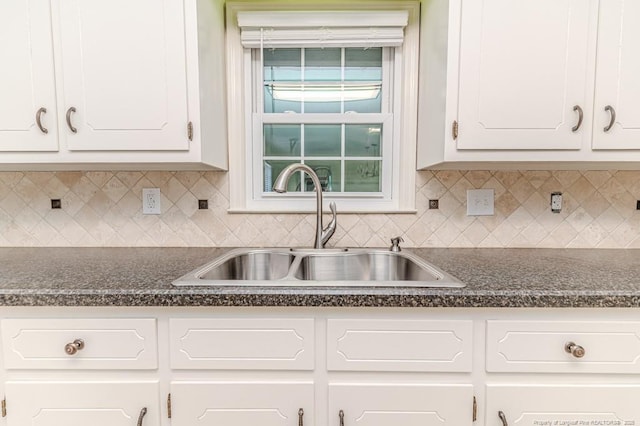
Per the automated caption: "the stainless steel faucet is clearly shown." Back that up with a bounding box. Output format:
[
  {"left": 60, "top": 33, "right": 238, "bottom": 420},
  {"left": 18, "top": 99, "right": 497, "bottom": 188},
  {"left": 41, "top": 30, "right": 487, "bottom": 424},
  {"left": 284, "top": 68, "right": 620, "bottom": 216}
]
[{"left": 273, "top": 163, "right": 337, "bottom": 249}]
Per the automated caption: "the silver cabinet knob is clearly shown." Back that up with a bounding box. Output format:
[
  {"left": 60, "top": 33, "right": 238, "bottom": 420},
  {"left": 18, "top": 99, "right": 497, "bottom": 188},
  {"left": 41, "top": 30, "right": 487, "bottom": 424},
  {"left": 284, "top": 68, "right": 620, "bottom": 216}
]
[
  {"left": 64, "top": 339, "right": 85, "bottom": 355},
  {"left": 565, "top": 341, "right": 585, "bottom": 358}
]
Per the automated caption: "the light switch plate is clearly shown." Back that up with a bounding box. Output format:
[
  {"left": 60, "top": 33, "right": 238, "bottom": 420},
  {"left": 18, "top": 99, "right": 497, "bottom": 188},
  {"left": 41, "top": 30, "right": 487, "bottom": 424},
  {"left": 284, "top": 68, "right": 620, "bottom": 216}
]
[{"left": 467, "top": 189, "right": 494, "bottom": 216}]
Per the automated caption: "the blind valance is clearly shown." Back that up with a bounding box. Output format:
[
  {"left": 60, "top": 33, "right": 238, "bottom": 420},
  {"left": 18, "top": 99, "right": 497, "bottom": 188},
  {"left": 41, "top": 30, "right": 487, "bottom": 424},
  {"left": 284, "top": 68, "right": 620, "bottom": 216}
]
[{"left": 237, "top": 10, "right": 409, "bottom": 48}]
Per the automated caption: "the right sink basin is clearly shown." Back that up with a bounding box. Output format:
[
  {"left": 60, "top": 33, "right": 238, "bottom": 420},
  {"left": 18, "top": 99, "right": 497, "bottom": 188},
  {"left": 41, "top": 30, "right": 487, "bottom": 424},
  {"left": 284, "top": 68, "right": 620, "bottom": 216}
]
[{"left": 292, "top": 251, "right": 464, "bottom": 287}]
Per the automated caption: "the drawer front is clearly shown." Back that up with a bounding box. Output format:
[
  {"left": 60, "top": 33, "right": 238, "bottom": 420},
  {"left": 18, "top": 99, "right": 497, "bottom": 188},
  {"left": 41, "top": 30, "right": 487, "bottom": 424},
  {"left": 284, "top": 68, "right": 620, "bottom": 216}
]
[
  {"left": 486, "top": 320, "right": 640, "bottom": 373},
  {"left": 1, "top": 318, "right": 157, "bottom": 370},
  {"left": 327, "top": 319, "right": 473, "bottom": 372},
  {"left": 170, "top": 318, "right": 314, "bottom": 370}
]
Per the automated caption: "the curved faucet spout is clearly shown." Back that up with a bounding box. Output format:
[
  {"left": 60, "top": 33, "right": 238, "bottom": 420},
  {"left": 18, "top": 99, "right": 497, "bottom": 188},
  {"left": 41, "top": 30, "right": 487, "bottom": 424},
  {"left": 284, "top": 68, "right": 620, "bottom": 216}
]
[{"left": 273, "top": 163, "right": 337, "bottom": 249}]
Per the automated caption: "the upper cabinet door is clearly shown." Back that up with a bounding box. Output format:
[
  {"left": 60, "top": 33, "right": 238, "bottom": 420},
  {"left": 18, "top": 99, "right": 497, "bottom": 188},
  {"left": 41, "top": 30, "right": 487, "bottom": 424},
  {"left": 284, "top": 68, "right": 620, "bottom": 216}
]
[
  {"left": 0, "top": 0, "right": 58, "bottom": 151},
  {"left": 456, "top": 0, "right": 595, "bottom": 150},
  {"left": 56, "top": 0, "right": 190, "bottom": 151},
  {"left": 592, "top": 0, "right": 640, "bottom": 149}
]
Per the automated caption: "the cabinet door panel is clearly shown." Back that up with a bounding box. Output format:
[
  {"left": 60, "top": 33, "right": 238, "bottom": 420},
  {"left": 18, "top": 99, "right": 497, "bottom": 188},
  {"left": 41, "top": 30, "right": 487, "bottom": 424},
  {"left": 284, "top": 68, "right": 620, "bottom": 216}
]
[
  {"left": 57, "top": 0, "right": 189, "bottom": 151},
  {"left": 5, "top": 381, "right": 159, "bottom": 426},
  {"left": 0, "top": 0, "right": 57, "bottom": 151},
  {"left": 457, "top": 0, "right": 595, "bottom": 149},
  {"left": 486, "top": 385, "right": 640, "bottom": 426},
  {"left": 329, "top": 384, "right": 473, "bottom": 426},
  {"left": 593, "top": 0, "right": 640, "bottom": 149},
  {"left": 171, "top": 382, "right": 314, "bottom": 426}
]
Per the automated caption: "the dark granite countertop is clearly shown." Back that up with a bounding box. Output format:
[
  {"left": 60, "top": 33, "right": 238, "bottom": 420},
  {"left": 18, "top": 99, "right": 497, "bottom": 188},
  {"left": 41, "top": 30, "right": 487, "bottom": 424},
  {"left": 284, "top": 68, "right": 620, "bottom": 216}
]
[{"left": 0, "top": 247, "right": 639, "bottom": 307}]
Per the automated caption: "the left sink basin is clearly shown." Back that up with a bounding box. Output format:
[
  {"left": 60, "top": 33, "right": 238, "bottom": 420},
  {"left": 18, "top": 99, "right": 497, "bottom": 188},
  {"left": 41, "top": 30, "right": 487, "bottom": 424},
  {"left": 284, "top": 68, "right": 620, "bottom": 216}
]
[{"left": 174, "top": 249, "right": 295, "bottom": 284}]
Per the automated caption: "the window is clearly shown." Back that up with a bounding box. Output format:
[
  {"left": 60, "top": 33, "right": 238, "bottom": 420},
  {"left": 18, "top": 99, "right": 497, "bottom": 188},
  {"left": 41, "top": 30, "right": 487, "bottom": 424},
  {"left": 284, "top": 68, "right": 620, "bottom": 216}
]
[{"left": 226, "top": 3, "right": 420, "bottom": 213}]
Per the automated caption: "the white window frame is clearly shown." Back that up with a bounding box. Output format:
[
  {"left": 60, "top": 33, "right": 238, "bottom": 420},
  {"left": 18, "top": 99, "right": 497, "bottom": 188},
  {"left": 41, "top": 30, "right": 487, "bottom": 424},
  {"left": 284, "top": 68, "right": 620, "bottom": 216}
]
[{"left": 226, "top": 1, "right": 420, "bottom": 213}]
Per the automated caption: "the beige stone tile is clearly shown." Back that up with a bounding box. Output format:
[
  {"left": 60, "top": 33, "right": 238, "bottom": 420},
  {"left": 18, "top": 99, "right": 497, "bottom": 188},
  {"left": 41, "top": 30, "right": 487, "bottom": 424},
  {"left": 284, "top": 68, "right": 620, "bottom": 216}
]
[
  {"left": 417, "top": 209, "right": 447, "bottom": 233},
  {"left": 115, "top": 172, "right": 144, "bottom": 188},
  {"left": 553, "top": 170, "right": 581, "bottom": 187},
  {"left": 175, "top": 171, "right": 203, "bottom": 189},
  {"left": 489, "top": 220, "right": 518, "bottom": 246},
  {"left": 508, "top": 177, "right": 536, "bottom": 204},
  {"left": 70, "top": 176, "right": 100, "bottom": 203},
  {"left": 463, "top": 221, "right": 490, "bottom": 245},
  {"left": 3, "top": 222, "right": 38, "bottom": 246},
  {"left": 388, "top": 212, "right": 419, "bottom": 231},
  {"left": 522, "top": 170, "right": 552, "bottom": 189},
  {"left": 581, "top": 191, "right": 610, "bottom": 219},
  {"left": 522, "top": 191, "right": 547, "bottom": 217},
  {"left": 419, "top": 176, "right": 447, "bottom": 199},
  {"left": 117, "top": 191, "right": 143, "bottom": 216},
  {"left": 163, "top": 177, "right": 188, "bottom": 203},
  {"left": 567, "top": 176, "right": 596, "bottom": 204},
  {"left": 433, "top": 221, "right": 462, "bottom": 246},
  {"left": 478, "top": 234, "right": 502, "bottom": 247},
  {"left": 362, "top": 214, "right": 388, "bottom": 232},
  {"left": 449, "top": 204, "right": 474, "bottom": 232},
  {"left": 538, "top": 176, "right": 563, "bottom": 196},
  {"left": 451, "top": 234, "right": 474, "bottom": 247},
  {"left": 102, "top": 176, "right": 129, "bottom": 203},
  {"left": 566, "top": 207, "right": 594, "bottom": 232},
  {"left": 495, "top": 191, "right": 520, "bottom": 218},
  {"left": 406, "top": 219, "right": 431, "bottom": 246},
  {"left": 145, "top": 171, "right": 174, "bottom": 187},
  {"left": 506, "top": 206, "right": 534, "bottom": 232},
  {"left": 56, "top": 171, "right": 85, "bottom": 188},
  {"left": 176, "top": 192, "right": 199, "bottom": 217},
  {"left": 482, "top": 177, "right": 506, "bottom": 198},
  {"left": 465, "top": 170, "right": 492, "bottom": 188},
  {"left": 437, "top": 192, "right": 462, "bottom": 217},
  {"left": 0, "top": 172, "right": 25, "bottom": 187},
  {"left": 583, "top": 170, "right": 612, "bottom": 189},
  {"left": 13, "top": 176, "right": 42, "bottom": 203},
  {"left": 541, "top": 222, "right": 577, "bottom": 247},
  {"left": 493, "top": 170, "right": 522, "bottom": 188},
  {"left": 434, "top": 170, "right": 463, "bottom": 189},
  {"left": 449, "top": 177, "right": 474, "bottom": 204},
  {"left": 347, "top": 219, "right": 374, "bottom": 246},
  {"left": 189, "top": 177, "right": 216, "bottom": 199},
  {"left": 415, "top": 171, "right": 434, "bottom": 189},
  {"left": 613, "top": 171, "right": 640, "bottom": 198},
  {"left": 85, "top": 171, "right": 115, "bottom": 188},
  {"left": 595, "top": 206, "right": 624, "bottom": 233},
  {"left": 375, "top": 220, "right": 404, "bottom": 244},
  {"left": 519, "top": 221, "right": 548, "bottom": 246}
]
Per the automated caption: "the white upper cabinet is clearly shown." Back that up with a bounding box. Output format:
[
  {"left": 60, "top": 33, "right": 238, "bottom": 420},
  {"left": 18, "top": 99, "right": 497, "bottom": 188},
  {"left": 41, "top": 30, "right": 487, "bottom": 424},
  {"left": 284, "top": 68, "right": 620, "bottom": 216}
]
[
  {"left": 456, "top": 0, "right": 593, "bottom": 150},
  {"left": 417, "top": 0, "right": 640, "bottom": 168},
  {"left": 592, "top": 0, "right": 640, "bottom": 149},
  {"left": 0, "top": 0, "right": 58, "bottom": 151},
  {"left": 0, "top": 0, "right": 228, "bottom": 170},
  {"left": 57, "top": 0, "right": 189, "bottom": 151}
]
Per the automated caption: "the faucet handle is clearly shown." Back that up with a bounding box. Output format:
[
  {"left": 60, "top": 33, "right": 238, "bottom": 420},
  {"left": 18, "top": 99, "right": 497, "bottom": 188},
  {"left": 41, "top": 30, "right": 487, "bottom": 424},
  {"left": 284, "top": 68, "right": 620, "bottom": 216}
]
[
  {"left": 321, "top": 202, "right": 337, "bottom": 247},
  {"left": 390, "top": 236, "right": 404, "bottom": 252}
]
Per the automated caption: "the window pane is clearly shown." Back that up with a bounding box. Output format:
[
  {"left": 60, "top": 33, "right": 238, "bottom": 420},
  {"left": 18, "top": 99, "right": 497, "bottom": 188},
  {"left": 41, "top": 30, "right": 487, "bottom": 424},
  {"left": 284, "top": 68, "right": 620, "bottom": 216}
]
[
  {"left": 345, "top": 48, "right": 382, "bottom": 81},
  {"left": 264, "top": 124, "right": 301, "bottom": 156},
  {"left": 304, "top": 124, "right": 341, "bottom": 156},
  {"left": 305, "top": 48, "right": 341, "bottom": 81},
  {"left": 344, "top": 89, "right": 381, "bottom": 113},
  {"left": 264, "top": 49, "right": 301, "bottom": 81},
  {"left": 264, "top": 160, "right": 302, "bottom": 193},
  {"left": 345, "top": 124, "right": 382, "bottom": 157},
  {"left": 305, "top": 160, "right": 341, "bottom": 193},
  {"left": 344, "top": 160, "right": 382, "bottom": 192},
  {"left": 303, "top": 84, "right": 342, "bottom": 113},
  {"left": 264, "top": 49, "right": 302, "bottom": 113}
]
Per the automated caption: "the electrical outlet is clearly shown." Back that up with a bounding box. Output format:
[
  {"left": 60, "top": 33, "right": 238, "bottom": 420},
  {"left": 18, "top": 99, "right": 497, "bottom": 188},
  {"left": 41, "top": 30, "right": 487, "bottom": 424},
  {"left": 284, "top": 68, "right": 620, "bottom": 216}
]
[
  {"left": 551, "top": 192, "right": 562, "bottom": 213},
  {"left": 142, "top": 188, "right": 161, "bottom": 215},
  {"left": 467, "top": 189, "right": 494, "bottom": 216}
]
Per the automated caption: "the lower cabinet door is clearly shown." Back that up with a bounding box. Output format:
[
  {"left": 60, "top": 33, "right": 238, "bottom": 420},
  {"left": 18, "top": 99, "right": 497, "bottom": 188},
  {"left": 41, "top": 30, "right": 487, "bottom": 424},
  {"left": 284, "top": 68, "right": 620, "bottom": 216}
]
[
  {"left": 328, "top": 383, "right": 474, "bottom": 426},
  {"left": 171, "top": 381, "right": 314, "bottom": 426},
  {"left": 5, "top": 381, "right": 159, "bottom": 426},
  {"left": 486, "top": 385, "right": 640, "bottom": 426}
]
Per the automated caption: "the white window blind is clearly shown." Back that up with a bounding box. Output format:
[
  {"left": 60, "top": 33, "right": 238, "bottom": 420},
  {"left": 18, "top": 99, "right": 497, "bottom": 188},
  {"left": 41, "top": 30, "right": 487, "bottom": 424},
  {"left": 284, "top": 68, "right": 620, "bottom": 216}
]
[{"left": 237, "top": 11, "right": 409, "bottom": 48}]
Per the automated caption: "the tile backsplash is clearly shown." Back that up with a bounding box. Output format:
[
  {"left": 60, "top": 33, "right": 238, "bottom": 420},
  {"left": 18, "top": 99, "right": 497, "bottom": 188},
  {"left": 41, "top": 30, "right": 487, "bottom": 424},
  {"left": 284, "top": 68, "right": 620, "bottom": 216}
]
[{"left": 1, "top": 169, "right": 639, "bottom": 248}]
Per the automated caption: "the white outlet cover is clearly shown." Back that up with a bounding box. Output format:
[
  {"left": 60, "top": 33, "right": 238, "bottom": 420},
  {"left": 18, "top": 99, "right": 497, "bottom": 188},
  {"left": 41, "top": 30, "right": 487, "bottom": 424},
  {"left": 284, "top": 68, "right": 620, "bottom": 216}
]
[
  {"left": 142, "top": 188, "right": 161, "bottom": 215},
  {"left": 467, "top": 189, "right": 494, "bottom": 216}
]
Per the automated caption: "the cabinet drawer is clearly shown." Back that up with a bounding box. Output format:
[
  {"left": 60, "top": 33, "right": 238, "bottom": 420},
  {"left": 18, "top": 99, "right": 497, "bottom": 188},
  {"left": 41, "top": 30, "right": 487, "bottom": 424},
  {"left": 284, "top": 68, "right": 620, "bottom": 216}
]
[
  {"left": 486, "top": 320, "right": 640, "bottom": 373},
  {"left": 1, "top": 318, "right": 157, "bottom": 370},
  {"left": 169, "top": 318, "right": 314, "bottom": 370},
  {"left": 327, "top": 319, "right": 473, "bottom": 372}
]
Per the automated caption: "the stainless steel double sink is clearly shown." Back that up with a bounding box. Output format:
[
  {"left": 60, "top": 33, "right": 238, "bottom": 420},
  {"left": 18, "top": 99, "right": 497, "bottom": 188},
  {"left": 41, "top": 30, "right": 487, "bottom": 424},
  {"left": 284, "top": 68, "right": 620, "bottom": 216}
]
[{"left": 172, "top": 248, "right": 464, "bottom": 288}]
